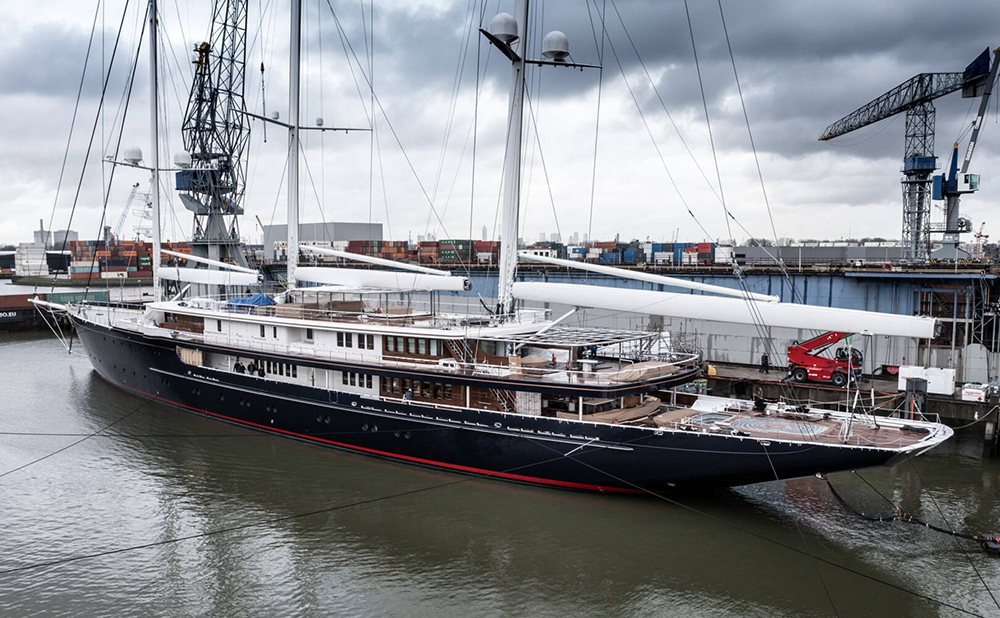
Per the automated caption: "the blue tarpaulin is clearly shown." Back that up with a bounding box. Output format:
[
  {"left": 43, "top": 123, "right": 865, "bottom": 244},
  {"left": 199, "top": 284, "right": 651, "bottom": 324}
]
[{"left": 226, "top": 293, "right": 276, "bottom": 311}]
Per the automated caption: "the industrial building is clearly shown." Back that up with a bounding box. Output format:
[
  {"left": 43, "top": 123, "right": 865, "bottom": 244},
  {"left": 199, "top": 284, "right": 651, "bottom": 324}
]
[{"left": 262, "top": 222, "right": 382, "bottom": 260}]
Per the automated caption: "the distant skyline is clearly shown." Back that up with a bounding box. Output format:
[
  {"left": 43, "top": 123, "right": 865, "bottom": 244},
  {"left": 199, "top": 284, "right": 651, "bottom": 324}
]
[{"left": 1, "top": 0, "right": 998, "bottom": 247}]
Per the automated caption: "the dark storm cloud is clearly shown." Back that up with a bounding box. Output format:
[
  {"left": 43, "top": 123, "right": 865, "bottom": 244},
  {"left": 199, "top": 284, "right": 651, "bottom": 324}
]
[{"left": 0, "top": 24, "right": 99, "bottom": 98}]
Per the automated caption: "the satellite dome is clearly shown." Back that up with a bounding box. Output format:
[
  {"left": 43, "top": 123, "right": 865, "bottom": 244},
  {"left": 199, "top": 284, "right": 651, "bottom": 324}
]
[
  {"left": 123, "top": 146, "right": 143, "bottom": 165},
  {"left": 270, "top": 111, "right": 280, "bottom": 120},
  {"left": 316, "top": 117, "right": 324, "bottom": 127},
  {"left": 173, "top": 151, "right": 192, "bottom": 169},
  {"left": 490, "top": 13, "right": 518, "bottom": 45},
  {"left": 542, "top": 31, "right": 569, "bottom": 61}
]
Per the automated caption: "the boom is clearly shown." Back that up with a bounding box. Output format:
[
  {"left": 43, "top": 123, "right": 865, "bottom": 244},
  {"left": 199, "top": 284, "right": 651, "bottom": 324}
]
[{"left": 819, "top": 73, "right": 965, "bottom": 141}]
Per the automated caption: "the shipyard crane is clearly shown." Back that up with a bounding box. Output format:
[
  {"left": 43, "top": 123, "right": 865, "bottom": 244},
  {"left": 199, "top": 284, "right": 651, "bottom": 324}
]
[
  {"left": 112, "top": 183, "right": 142, "bottom": 239},
  {"left": 819, "top": 48, "right": 997, "bottom": 262},
  {"left": 176, "top": 0, "right": 250, "bottom": 269}
]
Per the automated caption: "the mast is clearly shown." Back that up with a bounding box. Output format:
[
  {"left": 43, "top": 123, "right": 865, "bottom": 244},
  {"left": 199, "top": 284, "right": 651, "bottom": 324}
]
[
  {"left": 286, "top": 0, "right": 301, "bottom": 288},
  {"left": 496, "top": 0, "right": 528, "bottom": 318},
  {"left": 149, "top": 0, "right": 162, "bottom": 302}
]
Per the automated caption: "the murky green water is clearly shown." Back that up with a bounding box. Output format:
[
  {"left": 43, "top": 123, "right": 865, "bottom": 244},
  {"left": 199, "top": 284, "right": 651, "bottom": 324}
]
[{"left": 2, "top": 330, "right": 998, "bottom": 617}]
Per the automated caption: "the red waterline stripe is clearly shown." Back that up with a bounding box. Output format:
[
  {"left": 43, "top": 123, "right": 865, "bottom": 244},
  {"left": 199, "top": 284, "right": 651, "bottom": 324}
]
[{"left": 111, "top": 376, "right": 641, "bottom": 494}]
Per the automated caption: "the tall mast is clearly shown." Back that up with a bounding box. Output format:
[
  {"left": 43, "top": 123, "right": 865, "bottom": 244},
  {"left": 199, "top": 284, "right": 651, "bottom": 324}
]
[
  {"left": 149, "top": 0, "right": 162, "bottom": 302},
  {"left": 496, "top": 0, "right": 528, "bottom": 318},
  {"left": 286, "top": 0, "right": 301, "bottom": 288}
]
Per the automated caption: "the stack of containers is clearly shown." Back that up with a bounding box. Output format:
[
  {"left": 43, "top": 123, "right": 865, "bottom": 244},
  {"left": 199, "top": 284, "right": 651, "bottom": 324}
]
[
  {"left": 473, "top": 240, "right": 499, "bottom": 264},
  {"left": 15, "top": 243, "right": 49, "bottom": 276},
  {"left": 697, "top": 242, "right": 715, "bottom": 265},
  {"left": 417, "top": 241, "right": 439, "bottom": 263},
  {"left": 69, "top": 240, "right": 99, "bottom": 279},
  {"left": 347, "top": 240, "right": 380, "bottom": 256},
  {"left": 438, "top": 239, "right": 472, "bottom": 263}
]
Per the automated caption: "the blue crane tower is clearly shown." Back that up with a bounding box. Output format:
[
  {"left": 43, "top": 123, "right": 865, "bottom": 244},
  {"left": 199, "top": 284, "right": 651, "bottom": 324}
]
[{"left": 819, "top": 48, "right": 998, "bottom": 262}]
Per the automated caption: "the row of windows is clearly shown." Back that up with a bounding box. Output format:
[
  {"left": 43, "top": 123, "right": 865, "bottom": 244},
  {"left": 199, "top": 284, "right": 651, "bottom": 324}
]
[
  {"left": 337, "top": 332, "right": 375, "bottom": 350},
  {"left": 258, "top": 324, "right": 278, "bottom": 339},
  {"left": 232, "top": 359, "right": 297, "bottom": 379},
  {"left": 385, "top": 337, "right": 441, "bottom": 356},
  {"left": 383, "top": 378, "right": 453, "bottom": 401},
  {"left": 342, "top": 372, "right": 374, "bottom": 389}
]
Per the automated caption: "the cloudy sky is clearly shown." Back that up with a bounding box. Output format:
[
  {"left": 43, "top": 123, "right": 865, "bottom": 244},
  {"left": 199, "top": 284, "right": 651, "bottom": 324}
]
[{"left": 1, "top": 0, "right": 998, "bottom": 247}]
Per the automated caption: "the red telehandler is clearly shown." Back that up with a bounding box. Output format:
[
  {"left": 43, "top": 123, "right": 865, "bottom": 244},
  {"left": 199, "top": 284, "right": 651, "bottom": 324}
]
[{"left": 786, "top": 331, "right": 862, "bottom": 387}]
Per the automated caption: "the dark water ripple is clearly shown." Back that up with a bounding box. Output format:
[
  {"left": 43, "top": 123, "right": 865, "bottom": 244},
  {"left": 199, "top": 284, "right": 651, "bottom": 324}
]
[{"left": 1, "top": 331, "right": 999, "bottom": 617}]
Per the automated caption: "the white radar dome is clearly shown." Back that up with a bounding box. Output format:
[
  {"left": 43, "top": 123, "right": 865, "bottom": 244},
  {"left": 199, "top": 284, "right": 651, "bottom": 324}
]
[
  {"left": 173, "top": 151, "right": 192, "bottom": 168},
  {"left": 123, "top": 146, "right": 143, "bottom": 165},
  {"left": 542, "top": 31, "right": 569, "bottom": 61},
  {"left": 490, "top": 13, "right": 518, "bottom": 44},
  {"left": 316, "top": 117, "right": 324, "bottom": 127},
  {"left": 270, "top": 111, "right": 280, "bottom": 120}
]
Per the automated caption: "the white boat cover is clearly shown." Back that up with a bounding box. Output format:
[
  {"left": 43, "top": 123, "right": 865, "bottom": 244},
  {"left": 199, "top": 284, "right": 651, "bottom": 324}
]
[
  {"left": 158, "top": 267, "right": 260, "bottom": 287},
  {"left": 295, "top": 267, "right": 469, "bottom": 292},
  {"left": 512, "top": 282, "right": 937, "bottom": 339}
]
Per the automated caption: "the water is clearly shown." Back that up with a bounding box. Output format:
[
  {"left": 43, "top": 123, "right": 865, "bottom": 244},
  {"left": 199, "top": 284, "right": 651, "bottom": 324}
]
[{"left": 2, "top": 330, "right": 999, "bottom": 617}]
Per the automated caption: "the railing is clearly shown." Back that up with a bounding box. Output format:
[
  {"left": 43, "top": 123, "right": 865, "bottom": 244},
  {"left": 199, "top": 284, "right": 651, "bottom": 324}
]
[{"left": 181, "top": 296, "right": 551, "bottom": 330}]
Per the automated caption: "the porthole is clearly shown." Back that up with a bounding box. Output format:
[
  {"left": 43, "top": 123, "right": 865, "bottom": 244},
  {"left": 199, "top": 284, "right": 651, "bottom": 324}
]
[
  {"left": 324, "top": 416, "right": 331, "bottom": 424},
  {"left": 316, "top": 414, "right": 322, "bottom": 423},
  {"left": 394, "top": 430, "right": 401, "bottom": 438},
  {"left": 362, "top": 423, "right": 369, "bottom": 431},
  {"left": 219, "top": 394, "right": 225, "bottom": 402},
  {"left": 404, "top": 431, "right": 411, "bottom": 439}
]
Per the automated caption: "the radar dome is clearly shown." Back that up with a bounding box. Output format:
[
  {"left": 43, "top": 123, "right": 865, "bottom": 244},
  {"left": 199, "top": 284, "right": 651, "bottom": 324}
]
[
  {"left": 490, "top": 13, "right": 518, "bottom": 44},
  {"left": 123, "top": 146, "right": 143, "bottom": 165},
  {"left": 542, "top": 31, "right": 569, "bottom": 61},
  {"left": 173, "top": 151, "right": 192, "bottom": 168}
]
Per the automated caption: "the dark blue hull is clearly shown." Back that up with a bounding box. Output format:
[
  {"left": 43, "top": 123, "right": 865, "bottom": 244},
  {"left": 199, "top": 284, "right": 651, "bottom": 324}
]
[{"left": 73, "top": 316, "right": 903, "bottom": 492}]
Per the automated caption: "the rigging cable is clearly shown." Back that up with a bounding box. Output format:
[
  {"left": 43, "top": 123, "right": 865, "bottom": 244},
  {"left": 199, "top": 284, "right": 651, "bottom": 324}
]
[
  {"left": 0, "top": 401, "right": 147, "bottom": 480},
  {"left": 583, "top": 0, "right": 606, "bottom": 255},
  {"left": 825, "top": 471, "right": 1000, "bottom": 571},
  {"left": 522, "top": 437, "right": 984, "bottom": 616},
  {"left": 40, "top": 0, "right": 102, "bottom": 295}
]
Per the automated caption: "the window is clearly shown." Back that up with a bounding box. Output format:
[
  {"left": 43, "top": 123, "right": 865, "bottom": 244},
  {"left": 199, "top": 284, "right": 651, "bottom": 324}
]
[
  {"left": 292, "top": 365, "right": 297, "bottom": 378},
  {"left": 434, "top": 383, "right": 443, "bottom": 399},
  {"left": 273, "top": 326, "right": 278, "bottom": 339},
  {"left": 367, "top": 334, "right": 375, "bottom": 350},
  {"left": 443, "top": 384, "right": 453, "bottom": 401},
  {"left": 305, "top": 328, "right": 313, "bottom": 340},
  {"left": 412, "top": 380, "right": 421, "bottom": 396},
  {"left": 279, "top": 364, "right": 285, "bottom": 376},
  {"left": 385, "top": 336, "right": 395, "bottom": 352},
  {"left": 345, "top": 333, "right": 353, "bottom": 348},
  {"left": 365, "top": 374, "right": 372, "bottom": 389},
  {"left": 429, "top": 340, "right": 439, "bottom": 356},
  {"left": 383, "top": 379, "right": 391, "bottom": 393},
  {"left": 418, "top": 339, "right": 426, "bottom": 355},
  {"left": 392, "top": 378, "right": 401, "bottom": 394},
  {"left": 403, "top": 379, "right": 412, "bottom": 391},
  {"left": 407, "top": 338, "right": 416, "bottom": 354},
  {"left": 217, "top": 320, "right": 222, "bottom": 332},
  {"left": 421, "top": 382, "right": 431, "bottom": 397},
  {"left": 266, "top": 361, "right": 272, "bottom": 373},
  {"left": 396, "top": 337, "right": 404, "bottom": 352},
  {"left": 260, "top": 325, "right": 265, "bottom": 337},
  {"left": 337, "top": 332, "right": 344, "bottom": 347},
  {"left": 342, "top": 372, "right": 349, "bottom": 385},
  {"left": 350, "top": 373, "right": 356, "bottom": 386}
]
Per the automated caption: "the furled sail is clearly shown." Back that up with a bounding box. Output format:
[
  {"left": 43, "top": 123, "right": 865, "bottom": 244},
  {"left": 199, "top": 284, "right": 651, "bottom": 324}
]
[{"left": 512, "top": 282, "right": 936, "bottom": 338}]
